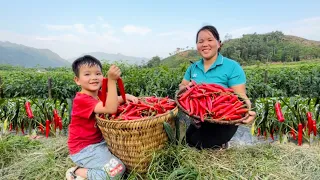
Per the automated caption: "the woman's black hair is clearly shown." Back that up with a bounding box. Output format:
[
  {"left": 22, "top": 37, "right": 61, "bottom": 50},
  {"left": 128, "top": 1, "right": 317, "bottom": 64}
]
[{"left": 196, "top": 25, "right": 222, "bottom": 52}]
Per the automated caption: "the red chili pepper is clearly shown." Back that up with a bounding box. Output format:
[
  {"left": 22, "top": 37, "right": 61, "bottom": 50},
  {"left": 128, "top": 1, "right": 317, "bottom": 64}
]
[
  {"left": 222, "top": 107, "right": 237, "bottom": 117},
  {"left": 223, "top": 114, "right": 242, "bottom": 120},
  {"left": 201, "top": 85, "right": 223, "bottom": 93},
  {"left": 117, "top": 78, "right": 126, "bottom": 103},
  {"left": 125, "top": 109, "right": 139, "bottom": 117},
  {"left": 101, "top": 78, "right": 108, "bottom": 106},
  {"left": 46, "top": 119, "right": 50, "bottom": 138},
  {"left": 53, "top": 109, "right": 59, "bottom": 129},
  {"left": 270, "top": 130, "right": 274, "bottom": 140},
  {"left": 307, "top": 112, "right": 313, "bottom": 135},
  {"left": 189, "top": 99, "right": 194, "bottom": 116},
  {"left": 193, "top": 99, "right": 200, "bottom": 116},
  {"left": 25, "top": 101, "right": 34, "bottom": 119},
  {"left": 184, "top": 98, "right": 191, "bottom": 112},
  {"left": 190, "top": 93, "right": 207, "bottom": 98},
  {"left": 179, "top": 87, "right": 195, "bottom": 101},
  {"left": 298, "top": 123, "right": 303, "bottom": 146},
  {"left": 9, "top": 123, "right": 12, "bottom": 131},
  {"left": 199, "top": 108, "right": 205, "bottom": 122},
  {"left": 313, "top": 120, "right": 317, "bottom": 136},
  {"left": 233, "top": 101, "right": 244, "bottom": 109},
  {"left": 58, "top": 117, "right": 63, "bottom": 130},
  {"left": 228, "top": 95, "right": 238, "bottom": 104},
  {"left": 161, "top": 105, "right": 176, "bottom": 110},
  {"left": 212, "top": 95, "right": 230, "bottom": 107},
  {"left": 257, "top": 128, "right": 261, "bottom": 136},
  {"left": 206, "top": 96, "right": 213, "bottom": 111},
  {"left": 206, "top": 83, "right": 226, "bottom": 92},
  {"left": 179, "top": 100, "right": 187, "bottom": 110},
  {"left": 121, "top": 103, "right": 134, "bottom": 114},
  {"left": 198, "top": 98, "right": 208, "bottom": 111},
  {"left": 217, "top": 104, "right": 234, "bottom": 117},
  {"left": 211, "top": 103, "right": 230, "bottom": 114},
  {"left": 235, "top": 108, "right": 248, "bottom": 114},
  {"left": 275, "top": 102, "right": 285, "bottom": 122}
]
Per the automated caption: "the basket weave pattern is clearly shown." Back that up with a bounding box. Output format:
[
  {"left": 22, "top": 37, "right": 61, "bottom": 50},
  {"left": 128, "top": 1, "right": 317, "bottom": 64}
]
[{"left": 96, "top": 106, "right": 178, "bottom": 173}]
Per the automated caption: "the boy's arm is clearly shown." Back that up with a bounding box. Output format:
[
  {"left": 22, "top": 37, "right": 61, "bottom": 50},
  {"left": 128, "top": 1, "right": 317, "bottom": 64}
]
[{"left": 94, "top": 79, "right": 119, "bottom": 114}]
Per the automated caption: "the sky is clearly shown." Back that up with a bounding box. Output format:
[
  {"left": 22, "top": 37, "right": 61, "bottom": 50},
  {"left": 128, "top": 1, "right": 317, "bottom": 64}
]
[{"left": 0, "top": 0, "right": 319, "bottom": 60}]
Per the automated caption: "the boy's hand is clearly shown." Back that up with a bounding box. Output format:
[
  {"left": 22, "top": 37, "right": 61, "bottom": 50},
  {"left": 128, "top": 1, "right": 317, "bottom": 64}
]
[
  {"left": 125, "top": 94, "right": 139, "bottom": 103},
  {"left": 107, "top": 65, "right": 121, "bottom": 80}
]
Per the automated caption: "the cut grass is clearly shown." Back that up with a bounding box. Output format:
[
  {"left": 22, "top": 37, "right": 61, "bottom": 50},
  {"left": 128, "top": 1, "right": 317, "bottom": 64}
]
[{"left": 1, "top": 135, "right": 320, "bottom": 180}]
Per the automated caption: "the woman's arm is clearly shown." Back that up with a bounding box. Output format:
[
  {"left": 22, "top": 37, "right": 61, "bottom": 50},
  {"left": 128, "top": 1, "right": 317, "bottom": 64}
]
[
  {"left": 230, "top": 84, "right": 256, "bottom": 124},
  {"left": 179, "top": 79, "right": 192, "bottom": 91}
]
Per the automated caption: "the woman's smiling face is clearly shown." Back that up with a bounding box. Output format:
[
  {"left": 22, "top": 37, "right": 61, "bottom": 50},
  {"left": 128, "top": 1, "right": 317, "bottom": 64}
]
[{"left": 196, "top": 29, "right": 220, "bottom": 61}]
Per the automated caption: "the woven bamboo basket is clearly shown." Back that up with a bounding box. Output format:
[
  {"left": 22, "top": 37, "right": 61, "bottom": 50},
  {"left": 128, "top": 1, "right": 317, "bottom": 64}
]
[
  {"left": 175, "top": 88, "right": 249, "bottom": 125},
  {"left": 96, "top": 101, "right": 178, "bottom": 174}
]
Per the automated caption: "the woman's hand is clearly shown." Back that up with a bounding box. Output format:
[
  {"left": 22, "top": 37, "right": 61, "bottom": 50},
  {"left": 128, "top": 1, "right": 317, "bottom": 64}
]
[
  {"left": 241, "top": 110, "right": 256, "bottom": 124},
  {"left": 179, "top": 80, "right": 193, "bottom": 91},
  {"left": 230, "top": 84, "right": 256, "bottom": 125}
]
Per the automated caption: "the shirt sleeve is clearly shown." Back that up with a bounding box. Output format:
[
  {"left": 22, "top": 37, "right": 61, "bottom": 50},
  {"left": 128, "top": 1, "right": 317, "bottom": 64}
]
[
  {"left": 72, "top": 94, "right": 100, "bottom": 119},
  {"left": 228, "top": 62, "right": 246, "bottom": 87},
  {"left": 183, "top": 65, "right": 192, "bottom": 81}
]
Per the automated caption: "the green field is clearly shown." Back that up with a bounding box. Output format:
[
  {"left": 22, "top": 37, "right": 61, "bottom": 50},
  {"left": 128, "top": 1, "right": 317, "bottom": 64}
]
[{"left": 1, "top": 60, "right": 320, "bottom": 179}]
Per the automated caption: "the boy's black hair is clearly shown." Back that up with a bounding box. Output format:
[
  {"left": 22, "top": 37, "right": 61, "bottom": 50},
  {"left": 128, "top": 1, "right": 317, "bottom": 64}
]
[
  {"left": 72, "top": 55, "right": 103, "bottom": 77},
  {"left": 196, "top": 25, "right": 222, "bottom": 52}
]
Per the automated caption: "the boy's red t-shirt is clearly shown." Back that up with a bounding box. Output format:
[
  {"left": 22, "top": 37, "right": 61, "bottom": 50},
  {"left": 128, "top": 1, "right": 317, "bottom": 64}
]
[{"left": 67, "top": 92, "right": 104, "bottom": 155}]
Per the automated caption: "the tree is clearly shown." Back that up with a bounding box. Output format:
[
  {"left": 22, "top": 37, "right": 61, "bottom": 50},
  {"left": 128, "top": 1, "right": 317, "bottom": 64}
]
[
  {"left": 224, "top": 33, "right": 232, "bottom": 42},
  {"left": 146, "top": 56, "right": 161, "bottom": 67}
]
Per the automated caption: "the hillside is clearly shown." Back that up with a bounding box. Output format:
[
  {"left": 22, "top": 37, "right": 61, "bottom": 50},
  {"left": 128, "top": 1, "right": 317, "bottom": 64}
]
[
  {"left": 160, "top": 50, "right": 201, "bottom": 68},
  {"left": 69, "top": 52, "right": 149, "bottom": 65},
  {"left": 160, "top": 31, "right": 320, "bottom": 67},
  {"left": 0, "top": 41, "right": 70, "bottom": 68}
]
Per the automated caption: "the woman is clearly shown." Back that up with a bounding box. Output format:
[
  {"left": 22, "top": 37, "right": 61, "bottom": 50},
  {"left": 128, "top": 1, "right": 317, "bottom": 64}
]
[{"left": 179, "top": 25, "right": 256, "bottom": 149}]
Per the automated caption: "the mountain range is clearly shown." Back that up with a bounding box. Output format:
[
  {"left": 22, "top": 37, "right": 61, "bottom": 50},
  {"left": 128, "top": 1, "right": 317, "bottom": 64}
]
[
  {"left": 0, "top": 41, "right": 149, "bottom": 68},
  {"left": 1, "top": 31, "right": 320, "bottom": 68}
]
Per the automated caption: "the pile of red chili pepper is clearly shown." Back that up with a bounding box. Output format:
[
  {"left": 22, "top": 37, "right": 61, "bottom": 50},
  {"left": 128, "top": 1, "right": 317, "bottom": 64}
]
[
  {"left": 104, "top": 96, "right": 176, "bottom": 121},
  {"left": 177, "top": 82, "right": 248, "bottom": 122}
]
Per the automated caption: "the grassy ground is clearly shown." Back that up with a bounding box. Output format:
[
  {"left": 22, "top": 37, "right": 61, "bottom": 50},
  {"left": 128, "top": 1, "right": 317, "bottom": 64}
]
[{"left": 1, "top": 134, "right": 320, "bottom": 180}]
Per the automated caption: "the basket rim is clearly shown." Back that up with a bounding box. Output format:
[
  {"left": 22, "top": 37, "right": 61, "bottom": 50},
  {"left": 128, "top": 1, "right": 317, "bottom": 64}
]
[
  {"left": 174, "top": 87, "right": 249, "bottom": 125},
  {"left": 95, "top": 97, "right": 178, "bottom": 123}
]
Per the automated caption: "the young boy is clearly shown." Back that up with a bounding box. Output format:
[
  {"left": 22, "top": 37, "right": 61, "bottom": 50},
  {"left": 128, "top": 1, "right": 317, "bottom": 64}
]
[{"left": 66, "top": 55, "right": 138, "bottom": 180}]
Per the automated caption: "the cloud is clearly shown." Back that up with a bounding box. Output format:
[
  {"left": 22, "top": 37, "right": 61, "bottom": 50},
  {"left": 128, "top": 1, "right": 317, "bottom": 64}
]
[
  {"left": 101, "top": 23, "right": 110, "bottom": 29},
  {"left": 2, "top": 16, "right": 319, "bottom": 61},
  {"left": 97, "top": 16, "right": 104, "bottom": 21},
  {"left": 283, "top": 16, "right": 320, "bottom": 40},
  {"left": 45, "top": 24, "right": 88, "bottom": 33},
  {"left": 222, "top": 16, "right": 320, "bottom": 41},
  {"left": 157, "top": 31, "right": 177, "bottom": 36},
  {"left": 73, "top": 24, "right": 87, "bottom": 33},
  {"left": 45, "top": 25, "right": 73, "bottom": 31},
  {"left": 157, "top": 31, "right": 194, "bottom": 41},
  {"left": 35, "top": 34, "right": 81, "bottom": 43},
  {"left": 122, "top": 25, "right": 151, "bottom": 35}
]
